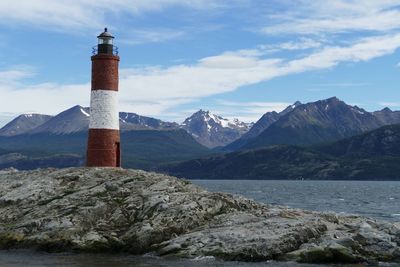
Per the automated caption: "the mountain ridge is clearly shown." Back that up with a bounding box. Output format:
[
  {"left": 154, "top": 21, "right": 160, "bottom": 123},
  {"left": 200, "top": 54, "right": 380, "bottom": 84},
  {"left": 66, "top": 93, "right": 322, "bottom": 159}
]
[
  {"left": 223, "top": 101, "right": 302, "bottom": 151},
  {"left": 0, "top": 113, "right": 53, "bottom": 136},
  {"left": 180, "top": 109, "right": 252, "bottom": 148},
  {"left": 233, "top": 97, "right": 400, "bottom": 151},
  {"left": 0, "top": 107, "right": 250, "bottom": 149},
  {"left": 160, "top": 123, "right": 400, "bottom": 180}
]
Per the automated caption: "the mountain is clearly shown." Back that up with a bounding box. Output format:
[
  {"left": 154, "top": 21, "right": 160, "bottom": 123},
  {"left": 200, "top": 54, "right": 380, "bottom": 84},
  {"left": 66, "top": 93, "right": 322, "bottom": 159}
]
[
  {"left": 317, "top": 124, "right": 400, "bottom": 157},
  {"left": 120, "top": 112, "right": 178, "bottom": 131},
  {"left": 0, "top": 153, "right": 83, "bottom": 170},
  {"left": 239, "top": 97, "right": 397, "bottom": 150},
  {"left": 279, "top": 101, "right": 303, "bottom": 116},
  {"left": 372, "top": 107, "right": 400, "bottom": 125},
  {"left": 120, "top": 129, "right": 210, "bottom": 168},
  {"left": 0, "top": 106, "right": 211, "bottom": 170},
  {"left": 0, "top": 106, "right": 180, "bottom": 136},
  {"left": 224, "top": 101, "right": 302, "bottom": 151},
  {"left": 0, "top": 107, "right": 250, "bottom": 148},
  {"left": 181, "top": 110, "right": 251, "bottom": 148},
  {"left": 0, "top": 129, "right": 209, "bottom": 170},
  {"left": 160, "top": 124, "right": 400, "bottom": 180},
  {"left": 30, "top": 105, "right": 90, "bottom": 134},
  {"left": 0, "top": 107, "right": 249, "bottom": 149},
  {"left": 0, "top": 114, "right": 53, "bottom": 136},
  {"left": 160, "top": 145, "right": 329, "bottom": 180}
]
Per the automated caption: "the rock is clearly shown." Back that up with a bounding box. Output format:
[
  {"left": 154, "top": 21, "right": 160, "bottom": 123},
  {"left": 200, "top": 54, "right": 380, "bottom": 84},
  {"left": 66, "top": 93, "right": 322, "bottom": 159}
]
[
  {"left": 282, "top": 242, "right": 359, "bottom": 263},
  {"left": 0, "top": 167, "right": 398, "bottom": 265}
]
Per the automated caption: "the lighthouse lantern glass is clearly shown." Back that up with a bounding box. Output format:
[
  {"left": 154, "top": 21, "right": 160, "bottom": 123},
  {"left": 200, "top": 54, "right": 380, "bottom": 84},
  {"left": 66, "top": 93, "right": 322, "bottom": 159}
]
[{"left": 98, "top": 37, "right": 113, "bottom": 45}]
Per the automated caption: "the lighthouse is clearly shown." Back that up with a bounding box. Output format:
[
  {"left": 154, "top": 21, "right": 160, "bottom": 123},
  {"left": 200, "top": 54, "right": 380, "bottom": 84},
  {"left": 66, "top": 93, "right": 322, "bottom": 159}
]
[{"left": 86, "top": 28, "right": 121, "bottom": 167}]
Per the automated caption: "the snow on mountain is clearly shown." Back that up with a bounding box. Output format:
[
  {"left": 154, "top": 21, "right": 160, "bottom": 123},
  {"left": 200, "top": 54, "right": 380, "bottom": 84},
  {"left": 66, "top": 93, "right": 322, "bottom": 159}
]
[
  {"left": 80, "top": 108, "right": 90, "bottom": 117},
  {"left": 181, "top": 110, "right": 251, "bottom": 148}
]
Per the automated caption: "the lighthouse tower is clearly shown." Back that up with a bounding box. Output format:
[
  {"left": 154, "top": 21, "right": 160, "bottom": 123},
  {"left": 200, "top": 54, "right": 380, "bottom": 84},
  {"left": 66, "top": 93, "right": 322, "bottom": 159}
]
[{"left": 86, "top": 28, "right": 121, "bottom": 167}]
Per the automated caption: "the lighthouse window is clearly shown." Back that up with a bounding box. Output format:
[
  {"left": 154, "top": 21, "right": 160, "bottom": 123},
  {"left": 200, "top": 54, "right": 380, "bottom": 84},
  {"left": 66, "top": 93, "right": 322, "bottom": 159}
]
[{"left": 99, "top": 38, "right": 113, "bottom": 45}]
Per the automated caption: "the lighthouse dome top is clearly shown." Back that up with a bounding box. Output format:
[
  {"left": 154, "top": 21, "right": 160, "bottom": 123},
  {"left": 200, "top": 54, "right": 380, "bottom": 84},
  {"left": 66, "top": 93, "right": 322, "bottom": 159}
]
[{"left": 97, "top": 28, "right": 114, "bottom": 39}]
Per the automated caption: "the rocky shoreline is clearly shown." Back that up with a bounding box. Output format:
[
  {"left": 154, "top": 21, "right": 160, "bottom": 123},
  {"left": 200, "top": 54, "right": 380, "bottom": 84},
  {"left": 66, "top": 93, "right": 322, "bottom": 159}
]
[{"left": 0, "top": 167, "right": 399, "bottom": 264}]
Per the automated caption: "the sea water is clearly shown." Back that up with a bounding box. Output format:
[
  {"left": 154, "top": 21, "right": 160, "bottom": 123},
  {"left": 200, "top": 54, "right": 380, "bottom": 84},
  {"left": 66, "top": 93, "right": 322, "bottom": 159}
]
[{"left": 193, "top": 180, "right": 400, "bottom": 222}]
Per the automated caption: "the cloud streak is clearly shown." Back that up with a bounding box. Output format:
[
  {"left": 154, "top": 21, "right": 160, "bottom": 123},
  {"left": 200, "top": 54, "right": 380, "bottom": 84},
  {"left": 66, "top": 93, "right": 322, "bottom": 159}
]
[
  {"left": 0, "top": 0, "right": 223, "bottom": 31},
  {"left": 119, "top": 29, "right": 186, "bottom": 45},
  {"left": 1, "top": 32, "right": 400, "bottom": 121},
  {"left": 379, "top": 102, "right": 400, "bottom": 108},
  {"left": 262, "top": 0, "right": 400, "bottom": 35}
]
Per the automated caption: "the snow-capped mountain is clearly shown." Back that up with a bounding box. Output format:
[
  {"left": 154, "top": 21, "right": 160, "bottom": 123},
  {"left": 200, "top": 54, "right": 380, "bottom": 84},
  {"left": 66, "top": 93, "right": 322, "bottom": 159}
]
[
  {"left": 180, "top": 110, "right": 252, "bottom": 148},
  {"left": 0, "top": 114, "right": 53, "bottom": 136}
]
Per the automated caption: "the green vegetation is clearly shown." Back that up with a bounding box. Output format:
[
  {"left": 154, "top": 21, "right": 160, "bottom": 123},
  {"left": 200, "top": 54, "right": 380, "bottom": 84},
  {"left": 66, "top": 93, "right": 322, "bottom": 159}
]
[
  {"left": 0, "top": 129, "right": 209, "bottom": 170},
  {"left": 161, "top": 124, "right": 400, "bottom": 180},
  {"left": 121, "top": 129, "right": 209, "bottom": 169}
]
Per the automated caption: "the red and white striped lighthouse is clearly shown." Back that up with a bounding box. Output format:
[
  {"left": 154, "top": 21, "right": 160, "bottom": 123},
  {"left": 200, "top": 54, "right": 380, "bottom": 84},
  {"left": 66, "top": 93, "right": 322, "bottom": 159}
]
[{"left": 86, "top": 28, "right": 121, "bottom": 167}]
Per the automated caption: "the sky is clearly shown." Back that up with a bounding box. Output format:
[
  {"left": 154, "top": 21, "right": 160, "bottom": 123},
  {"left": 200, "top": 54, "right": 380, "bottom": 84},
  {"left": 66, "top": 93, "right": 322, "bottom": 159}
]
[{"left": 1, "top": 0, "right": 400, "bottom": 126}]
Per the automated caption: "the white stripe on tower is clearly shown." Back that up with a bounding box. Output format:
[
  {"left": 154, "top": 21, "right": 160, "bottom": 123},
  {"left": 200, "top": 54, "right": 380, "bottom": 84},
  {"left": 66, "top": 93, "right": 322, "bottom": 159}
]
[{"left": 89, "top": 90, "right": 119, "bottom": 130}]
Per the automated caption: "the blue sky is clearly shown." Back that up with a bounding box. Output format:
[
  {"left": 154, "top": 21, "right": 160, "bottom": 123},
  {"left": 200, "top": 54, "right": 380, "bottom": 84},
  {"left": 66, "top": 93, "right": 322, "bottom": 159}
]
[{"left": 1, "top": 0, "right": 400, "bottom": 126}]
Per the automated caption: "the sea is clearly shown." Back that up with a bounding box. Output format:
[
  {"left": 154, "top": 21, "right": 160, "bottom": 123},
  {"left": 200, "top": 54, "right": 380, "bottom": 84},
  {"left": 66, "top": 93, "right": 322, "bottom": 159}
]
[{"left": 1, "top": 180, "right": 399, "bottom": 267}]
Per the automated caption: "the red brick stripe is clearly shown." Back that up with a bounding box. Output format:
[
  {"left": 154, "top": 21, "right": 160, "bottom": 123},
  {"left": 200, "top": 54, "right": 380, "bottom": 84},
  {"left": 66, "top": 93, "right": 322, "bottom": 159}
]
[
  {"left": 86, "top": 129, "right": 121, "bottom": 167},
  {"left": 91, "top": 54, "right": 120, "bottom": 91}
]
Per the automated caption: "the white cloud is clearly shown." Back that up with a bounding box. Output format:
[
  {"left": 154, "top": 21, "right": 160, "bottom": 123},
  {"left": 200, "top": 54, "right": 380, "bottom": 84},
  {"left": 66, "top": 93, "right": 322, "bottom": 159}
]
[
  {"left": 285, "top": 34, "right": 400, "bottom": 72},
  {"left": 119, "top": 33, "right": 400, "bottom": 108},
  {"left": 378, "top": 102, "right": 400, "bottom": 108},
  {"left": 120, "top": 29, "right": 185, "bottom": 45},
  {"left": 217, "top": 100, "right": 290, "bottom": 112},
  {"left": 0, "top": 81, "right": 89, "bottom": 115},
  {"left": 1, "top": 33, "right": 400, "bottom": 121},
  {"left": 274, "top": 39, "right": 322, "bottom": 50},
  {"left": 220, "top": 38, "right": 323, "bottom": 58},
  {"left": 0, "top": 65, "right": 36, "bottom": 85},
  {"left": 212, "top": 100, "right": 292, "bottom": 122},
  {"left": 262, "top": 1, "right": 400, "bottom": 35},
  {"left": 257, "top": 38, "right": 323, "bottom": 53},
  {"left": 0, "top": 0, "right": 223, "bottom": 31}
]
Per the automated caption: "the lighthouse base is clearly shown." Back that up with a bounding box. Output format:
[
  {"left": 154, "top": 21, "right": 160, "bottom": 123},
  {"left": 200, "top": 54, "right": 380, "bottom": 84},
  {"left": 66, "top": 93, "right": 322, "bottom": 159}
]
[{"left": 86, "top": 129, "right": 121, "bottom": 167}]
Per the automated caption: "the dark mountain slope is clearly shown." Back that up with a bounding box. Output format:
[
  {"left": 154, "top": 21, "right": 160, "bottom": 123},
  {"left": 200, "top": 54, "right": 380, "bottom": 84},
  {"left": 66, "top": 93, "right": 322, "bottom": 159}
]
[
  {"left": 0, "top": 153, "right": 83, "bottom": 170},
  {"left": 224, "top": 102, "right": 301, "bottom": 151},
  {"left": 121, "top": 129, "right": 210, "bottom": 168},
  {"left": 30, "top": 106, "right": 90, "bottom": 134},
  {"left": 317, "top": 124, "right": 400, "bottom": 157},
  {"left": 223, "top": 111, "right": 280, "bottom": 151},
  {"left": 160, "top": 123, "right": 400, "bottom": 180},
  {"left": 373, "top": 108, "right": 400, "bottom": 125},
  {"left": 0, "top": 129, "right": 209, "bottom": 170},
  {"left": 243, "top": 97, "right": 384, "bottom": 149},
  {"left": 160, "top": 145, "right": 337, "bottom": 180}
]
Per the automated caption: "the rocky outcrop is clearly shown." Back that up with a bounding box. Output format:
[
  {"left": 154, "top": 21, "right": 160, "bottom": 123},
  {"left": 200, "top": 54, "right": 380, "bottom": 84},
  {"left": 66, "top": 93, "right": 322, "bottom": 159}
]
[{"left": 0, "top": 167, "right": 399, "bottom": 265}]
